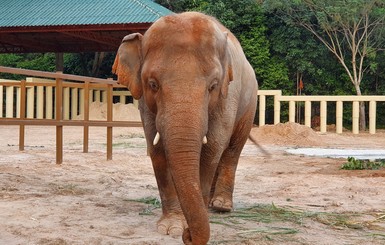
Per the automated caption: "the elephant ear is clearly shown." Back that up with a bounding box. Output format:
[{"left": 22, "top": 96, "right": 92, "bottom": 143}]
[
  {"left": 220, "top": 32, "right": 234, "bottom": 99},
  {"left": 112, "top": 33, "right": 143, "bottom": 100}
]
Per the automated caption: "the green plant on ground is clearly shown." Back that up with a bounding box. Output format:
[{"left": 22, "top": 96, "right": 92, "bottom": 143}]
[
  {"left": 209, "top": 202, "right": 385, "bottom": 243},
  {"left": 126, "top": 196, "right": 161, "bottom": 215},
  {"left": 341, "top": 157, "right": 385, "bottom": 170}
]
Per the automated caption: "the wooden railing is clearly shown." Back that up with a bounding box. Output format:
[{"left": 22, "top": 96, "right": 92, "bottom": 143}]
[
  {"left": 0, "top": 66, "right": 141, "bottom": 164},
  {"left": 1, "top": 66, "right": 384, "bottom": 164},
  {"left": 258, "top": 90, "right": 385, "bottom": 134}
]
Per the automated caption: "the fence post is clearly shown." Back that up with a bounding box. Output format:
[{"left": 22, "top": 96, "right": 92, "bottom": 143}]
[
  {"left": 89, "top": 89, "right": 93, "bottom": 104},
  {"left": 107, "top": 82, "right": 113, "bottom": 160},
  {"left": 37, "top": 85, "right": 44, "bottom": 119},
  {"left": 55, "top": 74, "right": 63, "bottom": 164},
  {"left": 120, "top": 94, "right": 125, "bottom": 104},
  {"left": 102, "top": 90, "right": 107, "bottom": 103},
  {"left": 336, "top": 101, "right": 343, "bottom": 134},
  {"left": 304, "top": 101, "right": 311, "bottom": 127},
  {"left": 259, "top": 95, "right": 266, "bottom": 126},
  {"left": 6, "top": 86, "right": 13, "bottom": 118},
  {"left": 63, "top": 87, "right": 70, "bottom": 120},
  {"left": 95, "top": 89, "right": 101, "bottom": 102},
  {"left": 71, "top": 88, "right": 78, "bottom": 119},
  {"left": 79, "top": 88, "right": 84, "bottom": 116},
  {"left": 26, "top": 86, "right": 34, "bottom": 118},
  {"left": 352, "top": 101, "right": 359, "bottom": 134},
  {"left": 369, "top": 101, "right": 376, "bottom": 134},
  {"left": 289, "top": 101, "right": 295, "bottom": 122},
  {"left": 46, "top": 86, "right": 53, "bottom": 119},
  {"left": 16, "top": 86, "right": 20, "bottom": 118},
  {"left": 320, "top": 100, "right": 327, "bottom": 133},
  {"left": 0, "top": 85, "right": 3, "bottom": 118},
  {"left": 19, "top": 80, "right": 26, "bottom": 151},
  {"left": 83, "top": 82, "right": 90, "bottom": 153},
  {"left": 274, "top": 94, "right": 280, "bottom": 125}
]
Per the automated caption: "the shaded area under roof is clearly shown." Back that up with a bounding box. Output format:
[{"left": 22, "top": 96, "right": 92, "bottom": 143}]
[{"left": 0, "top": 0, "right": 172, "bottom": 53}]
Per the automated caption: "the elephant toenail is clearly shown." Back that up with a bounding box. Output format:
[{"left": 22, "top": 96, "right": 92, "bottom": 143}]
[
  {"left": 169, "top": 226, "right": 183, "bottom": 237},
  {"left": 157, "top": 224, "right": 169, "bottom": 235},
  {"left": 212, "top": 199, "right": 223, "bottom": 207}
]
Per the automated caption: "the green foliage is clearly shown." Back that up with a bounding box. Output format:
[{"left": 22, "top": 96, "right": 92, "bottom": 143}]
[
  {"left": 202, "top": 0, "right": 261, "bottom": 35},
  {"left": 0, "top": 53, "right": 55, "bottom": 79},
  {"left": 154, "top": 0, "right": 207, "bottom": 12},
  {"left": 203, "top": 1, "right": 290, "bottom": 90},
  {"left": 263, "top": 0, "right": 385, "bottom": 93},
  {"left": 126, "top": 196, "right": 161, "bottom": 215},
  {"left": 64, "top": 52, "right": 115, "bottom": 78},
  {"left": 341, "top": 157, "right": 385, "bottom": 170}
]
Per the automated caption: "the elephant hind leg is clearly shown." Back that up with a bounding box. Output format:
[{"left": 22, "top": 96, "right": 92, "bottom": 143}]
[
  {"left": 210, "top": 110, "right": 255, "bottom": 212},
  {"left": 209, "top": 145, "right": 241, "bottom": 212}
]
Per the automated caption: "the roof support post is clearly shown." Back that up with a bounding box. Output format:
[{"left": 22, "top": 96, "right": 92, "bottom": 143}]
[{"left": 55, "top": 53, "right": 64, "bottom": 72}]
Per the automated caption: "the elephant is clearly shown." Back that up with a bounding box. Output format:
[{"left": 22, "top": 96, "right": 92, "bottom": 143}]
[{"left": 113, "top": 12, "right": 258, "bottom": 245}]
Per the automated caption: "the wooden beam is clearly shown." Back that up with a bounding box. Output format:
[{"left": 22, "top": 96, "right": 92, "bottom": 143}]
[
  {"left": 0, "top": 66, "right": 121, "bottom": 85},
  {"left": 0, "top": 33, "right": 58, "bottom": 52},
  {"left": 61, "top": 31, "right": 121, "bottom": 48},
  {"left": 0, "top": 23, "right": 150, "bottom": 33}
]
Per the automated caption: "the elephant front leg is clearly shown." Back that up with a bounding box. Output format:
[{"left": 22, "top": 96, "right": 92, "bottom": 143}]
[
  {"left": 149, "top": 147, "right": 187, "bottom": 237},
  {"left": 140, "top": 104, "right": 187, "bottom": 237}
]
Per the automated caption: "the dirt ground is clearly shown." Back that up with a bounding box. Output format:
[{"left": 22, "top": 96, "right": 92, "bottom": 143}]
[{"left": 1, "top": 120, "right": 385, "bottom": 245}]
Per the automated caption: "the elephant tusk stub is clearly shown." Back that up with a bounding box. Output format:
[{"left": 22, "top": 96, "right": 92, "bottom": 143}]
[
  {"left": 202, "top": 136, "right": 208, "bottom": 144},
  {"left": 153, "top": 132, "right": 160, "bottom": 145}
]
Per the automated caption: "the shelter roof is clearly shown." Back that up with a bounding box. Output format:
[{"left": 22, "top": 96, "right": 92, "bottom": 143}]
[{"left": 0, "top": 0, "right": 172, "bottom": 53}]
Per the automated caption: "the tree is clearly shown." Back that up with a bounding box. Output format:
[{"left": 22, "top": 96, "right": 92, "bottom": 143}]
[
  {"left": 154, "top": 0, "right": 207, "bottom": 12},
  {"left": 64, "top": 52, "right": 115, "bottom": 78},
  {"left": 201, "top": 0, "right": 289, "bottom": 90},
  {"left": 0, "top": 53, "right": 55, "bottom": 80},
  {"left": 264, "top": 0, "right": 385, "bottom": 130}
]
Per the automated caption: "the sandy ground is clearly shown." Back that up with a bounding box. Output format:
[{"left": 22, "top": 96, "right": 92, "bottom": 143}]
[{"left": 1, "top": 122, "right": 385, "bottom": 245}]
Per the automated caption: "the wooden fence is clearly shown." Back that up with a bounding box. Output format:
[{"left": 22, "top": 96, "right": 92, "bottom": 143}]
[
  {"left": 1, "top": 66, "right": 384, "bottom": 164},
  {"left": 0, "top": 66, "right": 142, "bottom": 164},
  {"left": 258, "top": 90, "right": 385, "bottom": 134}
]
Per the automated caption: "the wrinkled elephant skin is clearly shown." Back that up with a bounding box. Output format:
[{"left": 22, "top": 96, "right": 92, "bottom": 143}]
[{"left": 113, "top": 12, "right": 258, "bottom": 245}]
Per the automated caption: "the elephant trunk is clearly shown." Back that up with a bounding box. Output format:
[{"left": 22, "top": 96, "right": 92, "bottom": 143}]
[{"left": 159, "top": 109, "right": 209, "bottom": 245}]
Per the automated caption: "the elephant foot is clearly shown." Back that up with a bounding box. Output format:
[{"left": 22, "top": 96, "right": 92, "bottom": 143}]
[
  {"left": 157, "top": 213, "right": 187, "bottom": 238},
  {"left": 210, "top": 196, "right": 233, "bottom": 212}
]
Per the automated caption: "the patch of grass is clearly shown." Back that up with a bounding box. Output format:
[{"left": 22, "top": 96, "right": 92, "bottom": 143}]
[
  {"left": 212, "top": 203, "right": 308, "bottom": 225},
  {"left": 126, "top": 196, "right": 161, "bottom": 215},
  {"left": 118, "top": 133, "right": 145, "bottom": 139},
  {"left": 38, "top": 238, "right": 68, "bottom": 245},
  {"left": 341, "top": 157, "right": 385, "bottom": 170},
  {"left": 210, "top": 203, "right": 378, "bottom": 243},
  {"left": 49, "top": 183, "right": 90, "bottom": 196},
  {"left": 111, "top": 141, "right": 146, "bottom": 148},
  {"left": 312, "top": 212, "right": 363, "bottom": 229}
]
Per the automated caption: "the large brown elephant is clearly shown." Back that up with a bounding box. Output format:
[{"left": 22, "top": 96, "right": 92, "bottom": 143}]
[{"left": 113, "top": 12, "right": 258, "bottom": 245}]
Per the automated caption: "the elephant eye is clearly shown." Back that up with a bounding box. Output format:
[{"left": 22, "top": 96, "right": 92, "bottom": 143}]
[
  {"left": 209, "top": 80, "right": 218, "bottom": 93},
  {"left": 148, "top": 79, "right": 159, "bottom": 92}
]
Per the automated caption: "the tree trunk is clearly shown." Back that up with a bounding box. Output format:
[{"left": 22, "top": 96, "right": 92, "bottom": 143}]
[
  {"left": 354, "top": 84, "right": 366, "bottom": 131},
  {"left": 91, "top": 52, "right": 105, "bottom": 77}
]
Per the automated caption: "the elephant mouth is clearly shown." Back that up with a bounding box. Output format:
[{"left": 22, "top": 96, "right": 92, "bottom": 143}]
[{"left": 152, "top": 132, "right": 208, "bottom": 146}]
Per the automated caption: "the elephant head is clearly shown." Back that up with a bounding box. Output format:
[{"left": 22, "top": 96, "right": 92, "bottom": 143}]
[{"left": 113, "top": 12, "right": 234, "bottom": 244}]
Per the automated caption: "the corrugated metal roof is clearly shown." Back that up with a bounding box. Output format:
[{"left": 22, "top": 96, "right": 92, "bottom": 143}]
[{"left": 0, "top": 0, "right": 172, "bottom": 27}]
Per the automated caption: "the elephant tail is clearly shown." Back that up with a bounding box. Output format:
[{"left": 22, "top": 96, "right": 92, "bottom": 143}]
[{"left": 248, "top": 134, "right": 271, "bottom": 158}]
